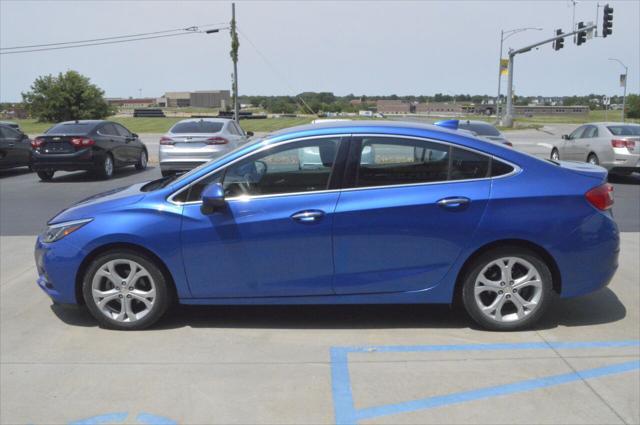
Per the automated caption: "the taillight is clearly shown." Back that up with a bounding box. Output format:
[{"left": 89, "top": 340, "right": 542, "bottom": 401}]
[
  {"left": 70, "top": 137, "right": 95, "bottom": 147},
  {"left": 31, "top": 137, "right": 45, "bottom": 148},
  {"left": 206, "top": 137, "right": 229, "bottom": 145},
  {"left": 611, "top": 139, "right": 635, "bottom": 151},
  {"left": 585, "top": 183, "right": 614, "bottom": 211},
  {"left": 160, "top": 137, "right": 175, "bottom": 145}
]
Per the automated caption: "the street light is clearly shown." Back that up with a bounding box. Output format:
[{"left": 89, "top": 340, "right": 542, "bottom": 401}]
[
  {"left": 496, "top": 27, "right": 543, "bottom": 119},
  {"left": 608, "top": 58, "right": 628, "bottom": 122}
]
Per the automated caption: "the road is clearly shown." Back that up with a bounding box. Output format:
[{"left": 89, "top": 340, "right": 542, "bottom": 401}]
[{"left": 1, "top": 125, "right": 638, "bottom": 425}]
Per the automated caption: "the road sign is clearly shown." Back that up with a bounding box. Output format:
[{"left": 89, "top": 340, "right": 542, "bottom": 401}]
[
  {"left": 620, "top": 74, "right": 627, "bottom": 87},
  {"left": 602, "top": 96, "right": 610, "bottom": 105}
]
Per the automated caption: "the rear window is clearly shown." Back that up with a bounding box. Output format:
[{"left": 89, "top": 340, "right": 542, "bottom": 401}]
[
  {"left": 607, "top": 125, "right": 640, "bottom": 136},
  {"left": 458, "top": 122, "right": 502, "bottom": 137},
  {"left": 170, "top": 121, "right": 224, "bottom": 134},
  {"left": 45, "top": 123, "right": 94, "bottom": 135}
]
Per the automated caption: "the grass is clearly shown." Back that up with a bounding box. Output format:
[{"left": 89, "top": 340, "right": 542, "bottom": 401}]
[{"left": 13, "top": 109, "right": 639, "bottom": 135}]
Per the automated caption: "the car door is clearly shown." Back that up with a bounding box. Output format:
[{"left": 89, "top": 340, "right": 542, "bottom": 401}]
[
  {"left": 576, "top": 125, "right": 598, "bottom": 161},
  {"left": 0, "top": 126, "right": 28, "bottom": 167},
  {"left": 563, "top": 125, "right": 586, "bottom": 160},
  {"left": 114, "top": 123, "right": 140, "bottom": 162},
  {"left": 97, "top": 123, "right": 127, "bottom": 164},
  {"left": 332, "top": 135, "right": 491, "bottom": 295},
  {"left": 0, "top": 127, "right": 16, "bottom": 168},
  {"left": 179, "top": 136, "right": 346, "bottom": 298},
  {"left": 226, "top": 121, "right": 245, "bottom": 148}
]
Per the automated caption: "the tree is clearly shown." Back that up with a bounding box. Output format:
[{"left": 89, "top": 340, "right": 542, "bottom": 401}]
[
  {"left": 22, "top": 71, "right": 113, "bottom": 122},
  {"left": 626, "top": 94, "right": 640, "bottom": 119}
]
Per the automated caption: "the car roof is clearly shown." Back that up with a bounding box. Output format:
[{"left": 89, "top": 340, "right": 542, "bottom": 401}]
[
  {"left": 269, "top": 120, "right": 462, "bottom": 137},
  {"left": 174, "top": 118, "right": 231, "bottom": 124},
  {"left": 588, "top": 122, "right": 640, "bottom": 126}
]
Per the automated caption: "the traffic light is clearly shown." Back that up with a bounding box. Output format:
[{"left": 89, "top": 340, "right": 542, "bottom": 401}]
[
  {"left": 602, "top": 4, "right": 613, "bottom": 37},
  {"left": 553, "top": 29, "right": 564, "bottom": 50},
  {"left": 576, "top": 22, "right": 587, "bottom": 46}
]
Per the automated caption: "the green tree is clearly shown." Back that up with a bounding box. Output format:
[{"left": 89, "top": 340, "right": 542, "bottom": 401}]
[
  {"left": 22, "top": 71, "right": 113, "bottom": 122},
  {"left": 626, "top": 94, "right": 640, "bottom": 119}
]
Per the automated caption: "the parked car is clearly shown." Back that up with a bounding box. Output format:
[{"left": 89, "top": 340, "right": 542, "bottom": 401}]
[
  {"left": 35, "top": 121, "right": 618, "bottom": 331},
  {"left": 551, "top": 122, "right": 640, "bottom": 175},
  {"left": 457, "top": 120, "right": 512, "bottom": 146},
  {"left": 31, "top": 120, "right": 148, "bottom": 181},
  {"left": 159, "top": 118, "right": 252, "bottom": 176},
  {"left": 0, "top": 121, "right": 22, "bottom": 131},
  {"left": 0, "top": 123, "right": 32, "bottom": 170}
]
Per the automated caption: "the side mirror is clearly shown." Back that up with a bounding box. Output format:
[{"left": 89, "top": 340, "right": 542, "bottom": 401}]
[
  {"left": 200, "top": 183, "right": 226, "bottom": 215},
  {"left": 132, "top": 133, "right": 139, "bottom": 138},
  {"left": 246, "top": 131, "right": 254, "bottom": 137},
  {"left": 562, "top": 134, "right": 570, "bottom": 140}
]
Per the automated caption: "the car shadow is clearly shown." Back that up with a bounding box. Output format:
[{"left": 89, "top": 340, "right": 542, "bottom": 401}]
[
  {"left": 50, "top": 288, "right": 627, "bottom": 332},
  {"left": 608, "top": 172, "right": 640, "bottom": 185},
  {"left": 42, "top": 166, "right": 156, "bottom": 183},
  {"left": 0, "top": 167, "right": 32, "bottom": 179}
]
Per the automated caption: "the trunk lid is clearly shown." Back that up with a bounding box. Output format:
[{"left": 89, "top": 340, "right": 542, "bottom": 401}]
[
  {"left": 38, "top": 135, "right": 76, "bottom": 154},
  {"left": 556, "top": 160, "right": 608, "bottom": 181}
]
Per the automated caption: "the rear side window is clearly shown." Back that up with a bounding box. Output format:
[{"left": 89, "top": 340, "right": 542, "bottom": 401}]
[
  {"left": 490, "top": 159, "right": 514, "bottom": 177},
  {"left": 98, "top": 124, "right": 119, "bottom": 136},
  {"left": 608, "top": 125, "right": 640, "bottom": 136},
  {"left": 171, "top": 121, "right": 224, "bottom": 134},
  {"left": 355, "top": 137, "right": 450, "bottom": 187},
  {"left": 450, "top": 148, "right": 490, "bottom": 180}
]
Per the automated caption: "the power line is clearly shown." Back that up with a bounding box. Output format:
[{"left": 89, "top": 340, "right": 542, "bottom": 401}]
[
  {"left": 237, "top": 27, "right": 315, "bottom": 115},
  {"left": 0, "top": 26, "right": 228, "bottom": 55}
]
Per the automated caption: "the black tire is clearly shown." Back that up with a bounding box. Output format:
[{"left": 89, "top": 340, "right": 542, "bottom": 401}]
[
  {"left": 161, "top": 169, "right": 174, "bottom": 178},
  {"left": 95, "top": 153, "right": 114, "bottom": 179},
  {"left": 37, "top": 170, "right": 55, "bottom": 181},
  {"left": 82, "top": 249, "right": 171, "bottom": 330},
  {"left": 550, "top": 148, "right": 560, "bottom": 161},
  {"left": 135, "top": 150, "right": 148, "bottom": 171},
  {"left": 461, "top": 246, "right": 554, "bottom": 331},
  {"left": 587, "top": 153, "right": 599, "bottom": 166}
]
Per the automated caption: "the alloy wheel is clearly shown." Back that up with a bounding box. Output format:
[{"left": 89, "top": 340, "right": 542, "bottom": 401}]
[
  {"left": 473, "top": 257, "right": 543, "bottom": 323},
  {"left": 91, "top": 259, "right": 156, "bottom": 323},
  {"left": 140, "top": 151, "right": 147, "bottom": 168},
  {"left": 105, "top": 155, "right": 114, "bottom": 176},
  {"left": 551, "top": 150, "right": 559, "bottom": 161}
]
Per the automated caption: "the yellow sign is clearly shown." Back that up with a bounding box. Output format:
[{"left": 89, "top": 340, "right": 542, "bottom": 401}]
[{"left": 500, "top": 59, "right": 509, "bottom": 76}]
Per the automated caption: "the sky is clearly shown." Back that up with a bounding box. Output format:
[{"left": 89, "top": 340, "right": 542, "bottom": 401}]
[{"left": 1, "top": 0, "right": 639, "bottom": 102}]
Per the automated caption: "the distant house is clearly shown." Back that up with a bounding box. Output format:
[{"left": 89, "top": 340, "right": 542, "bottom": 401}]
[
  {"left": 414, "top": 102, "right": 463, "bottom": 115},
  {"left": 157, "top": 90, "right": 230, "bottom": 108},
  {"left": 107, "top": 98, "right": 155, "bottom": 108},
  {"left": 376, "top": 100, "right": 410, "bottom": 114}
]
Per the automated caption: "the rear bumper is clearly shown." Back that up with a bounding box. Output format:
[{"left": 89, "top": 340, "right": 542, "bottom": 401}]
[
  {"left": 160, "top": 160, "right": 208, "bottom": 172},
  {"left": 602, "top": 150, "right": 640, "bottom": 172},
  {"left": 32, "top": 148, "right": 98, "bottom": 171}
]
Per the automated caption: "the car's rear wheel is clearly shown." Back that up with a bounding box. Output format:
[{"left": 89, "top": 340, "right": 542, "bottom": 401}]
[
  {"left": 550, "top": 148, "right": 560, "bottom": 161},
  {"left": 37, "top": 170, "right": 55, "bottom": 181},
  {"left": 135, "top": 150, "right": 148, "bottom": 171},
  {"left": 95, "top": 153, "right": 114, "bottom": 179},
  {"left": 461, "top": 247, "right": 553, "bottom": 331},
  {"left": 82, "top": 250, "right": 170, "bottom": 330},
  {"left": 587, "top": 153, "right": 599, "bottom": 165},
  {"left": 161, "top": 169, "right": 174, "bottom": 177}
]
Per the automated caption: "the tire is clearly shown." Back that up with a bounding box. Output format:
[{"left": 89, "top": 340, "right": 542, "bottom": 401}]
[
  {"left": 461, "top": 246, "right": 554, "bottom": 331},
  {"left": 82, "top": 249, "right": 171, "bottom": 330},
  {"left": 95, "top": 153, "right": 114, "bottom": 179},
  {"left": 135, "top": 150, "right": 148, "bottom": 171},
  {"left": 37, "top": 170, "right": 55, "bottom": 181},
  {"left": 161, "top": 169, "right": 174, "bottom": 178},
  {"left": 587, "top": 153, "right": 599, "bottom": 165},
  {"left": 550, "top": 148, "right": 560, "bottom": 161}
]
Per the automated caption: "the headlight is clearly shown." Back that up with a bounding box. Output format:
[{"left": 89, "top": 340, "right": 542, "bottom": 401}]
[{"left": 42, "top": 218, "right": 92, "bottom": 243}]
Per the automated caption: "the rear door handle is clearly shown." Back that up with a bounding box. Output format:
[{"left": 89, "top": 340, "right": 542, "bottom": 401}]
[
  {"left": 291, "top": 210, "right": 325, "bottom": 223},
  {"left": 436, "top": 197, "right": 470, "bottom": 209}
]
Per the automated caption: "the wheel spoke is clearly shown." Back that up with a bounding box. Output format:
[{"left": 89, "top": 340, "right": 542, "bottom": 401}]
[
  {"left": 124, "top": 297, "right": 137, "bottom": 321},
  {"left": 513, "top": 278, "right": 542, "bottom": 290},
  {"left": 130, "top": 292, "right": 153, "bottom": 309},
  {"left": 510, "top": 295, "right": 525, "bottom": 319},
  {"left": 94, "top": 289, "right": 120, "bottom": 308}
]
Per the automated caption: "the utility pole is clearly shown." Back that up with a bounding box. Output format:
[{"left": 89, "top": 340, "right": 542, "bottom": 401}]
[
  {"left": 230, "top": 3, "right": 240, "bottom": 124},
  {"left": 609, "top": 58, "right": 628, "bottom": 122}
]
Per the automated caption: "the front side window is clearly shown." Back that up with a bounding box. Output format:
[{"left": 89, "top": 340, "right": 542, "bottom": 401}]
[
  {"left": 355, "top": 137, "right": 450, "bottom": 187},
  {"left": 223, "top": 137, "right": 341, "bottom": 197},
  {"left": 582, "top": 126, "right": 598, "bottom": 138},
  {"left": 569, "top": 126, "right": 585, "bottom": 140},
  {"left": 114, "top": 124, "right": 132, "bottom": 138}
]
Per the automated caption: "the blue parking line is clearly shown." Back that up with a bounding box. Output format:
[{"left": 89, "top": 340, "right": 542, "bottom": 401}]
[
  {"left": 68, "top": 412, "right": 128, "bottom": 425},
  {"left": 330, "top": 340, "right": 640, "bottom": 425}
]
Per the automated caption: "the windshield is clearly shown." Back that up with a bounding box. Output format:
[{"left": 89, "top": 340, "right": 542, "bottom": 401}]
[
  {"left": 170, "top": 121, "right": 224, "bottom": 134},
  {"left": 459, "top": 122, "right": 502, "bottom": 137},
  {"left": 46, "top": 122, "right": 94, "bottom": 135},
  {"left": 607, "top": 125, "right": 640, "bottom": 136}
]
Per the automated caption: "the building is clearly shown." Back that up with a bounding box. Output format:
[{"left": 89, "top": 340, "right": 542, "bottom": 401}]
[
  {"left": 376, "top": 100, "right": 410, "bottom": 114},
  {"left": 414, "top": 102, "right": 463, "bottom": 115},
  {"left": 514, "top": 105, "right": 589, "bottom": 117},
  {"left": 106, "top": 98, "right": 155, "bottom": 108},
  {"left": 190, "top": 90, "right": 231, "bottom": 109},
  {"left": 160, "top": 92, "right": 191, "bottom": 108}
]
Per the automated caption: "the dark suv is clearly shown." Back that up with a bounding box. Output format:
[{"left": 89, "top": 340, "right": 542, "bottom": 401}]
[{"left": 31, "top": 120, "right": 148, "bottom": 181}]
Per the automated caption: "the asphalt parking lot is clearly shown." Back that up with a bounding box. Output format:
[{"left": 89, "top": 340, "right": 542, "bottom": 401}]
[{"left": 1, "top": 126, "right": 638, "bottom": 424}]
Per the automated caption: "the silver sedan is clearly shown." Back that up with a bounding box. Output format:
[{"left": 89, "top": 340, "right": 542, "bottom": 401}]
[
  {"left": 551, "top": 122, "right": 640, "bottom": 176},
  {"left": 159, "top": 118, "right": 252, "bottom": 176}
]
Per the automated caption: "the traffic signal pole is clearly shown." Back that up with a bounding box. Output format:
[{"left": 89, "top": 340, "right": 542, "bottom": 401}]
[{"left": 502, "top": 23, "right": 597, "bottom": 127}]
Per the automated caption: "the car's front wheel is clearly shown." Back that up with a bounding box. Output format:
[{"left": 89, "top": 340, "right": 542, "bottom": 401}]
[
  {"left": 550, "top": 148, "right": 560, "bottom": 161},
  {"left": 37, "top": 170, "right": 55, "bottom": 181},
  {"left": 82, "top": 250, "right": 170, "bottom": 330},
  {"left": 461, "top": 247, "right": 554, "bottom": 331}
]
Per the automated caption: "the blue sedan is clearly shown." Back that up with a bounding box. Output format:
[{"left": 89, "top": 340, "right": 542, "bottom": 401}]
[{"left": 35, "top": 121, "right": 619, "bottom": 331}]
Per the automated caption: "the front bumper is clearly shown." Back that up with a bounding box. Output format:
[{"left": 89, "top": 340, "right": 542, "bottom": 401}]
[
  {"left": 34, "top": 235, "right": 85, "bottom": 304},
  {"left": 31, "top": 148, "right": 97, "bottom": 171}
]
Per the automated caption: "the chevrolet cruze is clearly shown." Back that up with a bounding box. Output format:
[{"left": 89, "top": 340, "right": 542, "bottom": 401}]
[{"left": 35, "top": 121, "right": 619, "bottom": 331}]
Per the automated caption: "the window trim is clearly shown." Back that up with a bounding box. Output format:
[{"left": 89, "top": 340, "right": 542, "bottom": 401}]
[{"left": 167, "top": 134, "right": 521, "bottom": 206}]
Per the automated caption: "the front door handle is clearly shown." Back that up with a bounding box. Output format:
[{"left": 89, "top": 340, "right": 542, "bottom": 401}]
[
  {"left": 436, "top": 197, "right": 470, "bottom": 209},
  {"left": 291, "top": 210, "right": 325, "bottom": 223}
]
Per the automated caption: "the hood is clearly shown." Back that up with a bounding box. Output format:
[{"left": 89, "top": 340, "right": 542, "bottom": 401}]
[{"left": 48, "top": 183, "right": 147, "bottom": 224}]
